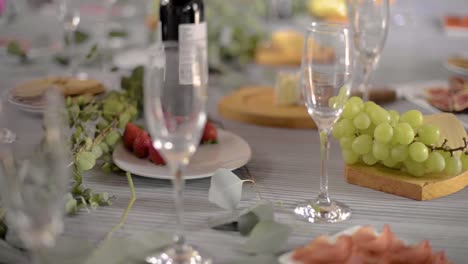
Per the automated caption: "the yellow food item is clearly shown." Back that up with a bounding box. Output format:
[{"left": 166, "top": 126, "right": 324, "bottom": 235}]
[
  {"left": 307, "top": 0, "right": 347, "bottom": 19},
  {"left": 275, "top": 72, "right": 300, "bottom": 106}
]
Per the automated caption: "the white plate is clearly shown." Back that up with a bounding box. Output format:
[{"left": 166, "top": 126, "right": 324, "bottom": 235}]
[
  {"left": 395, "top": 80, "right": 468, "bottom": 129},
  {"left": 279, "top": 226, "right": 365, "bottom": 264},
  {"left": 444, "top": 60, "right": 468, "bottom": 76},
  {"left": 112, "top": 130, "right": 252, "bottom": 180},
  {"left": 7, "top": 93, "right": 45, "bottom": 114}
]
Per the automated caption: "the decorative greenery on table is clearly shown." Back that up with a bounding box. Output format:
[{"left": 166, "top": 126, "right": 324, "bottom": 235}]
[{"left": 65, "top": 66, "right": 144, "bottom": 214}]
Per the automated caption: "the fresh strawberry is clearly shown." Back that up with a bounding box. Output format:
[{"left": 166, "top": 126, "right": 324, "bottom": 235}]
[
  {"left": 123, "top": 123, "right": 142, "bottom": 151},
  {"left": 132, "top": 131, "right": 151, "bottom": 158},
  {"left": 149, "top": 144, "right": 166, "bottom": 165},
  {"left": 201, "top": 121, "right": 218, "bottom": 144}
]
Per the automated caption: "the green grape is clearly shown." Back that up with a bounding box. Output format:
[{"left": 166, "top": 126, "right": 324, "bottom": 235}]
[
  {"left": 438, "top": 150, "right": 451, "bottom": 159},
  {"left": 461, "top": 153, "right": 468, "bottom": 171},
  {"left": 353, "top": 112, "right": 371, "bottom": 130},
  {"left": 444, "top": 156, "right": 462, "bottom": 175},
  {"left": 360, "top": 124, "right": 376, "bottom": 138},
  {"left": 328, "top": 96, "right": 337, "bottom": 108},
  {"left": 362, "top": 152, "right": 378, "bottom": 165},
  {"left": 409, "top": 142, "right": 429, "bottom": 162},
  {"left": 373, "top": 141, "right": 390, "bottom": 160},
  {"left": 425, "top": 151, "right": 445, "bottom": 173},
  {"left": 342, "top": 100, "right": 361, "bottom": 119},
  {"left": 342, "top": 149, "right": 359, "bottom": 164},
  {"left": 369, "top": 107, "right": 390, "bottom": 125},
  {"left": 348, "top": 96, "right": 364, "bottom": 110},
  {"left": 390, "top": 145, "right": 408, "bottom": 162},
  {"left": 374, "top": 123, "right": 394, "bottom": 143},
  {"left": 400, "top": 110, "right": 423, "bottom": 129},
  {"left": 394, "top": 123, "right": 415, "bottom": 145},
  {"left": 417, "top": 124, "right": 440, "bottom": 145},
  {"left": 364, "top": 101, "right": 379, "bottom": 113},
  {"left": 383, "top": 158, "right": 400, "bottom": 169},
  {"left": 333, "top": 119, "right": 355, "bottom": 138},
  {"left": 352, "top": 134, "right": 373, "bottom": 155},
  {"left": 389, "top": 110, "right": 400, "bottom": 126},
  {"left": 340, "top": 136, "right": 355, "bottom": 150},
  {"left": 405, "top": 160, "right": 426, "bottom": 177}
]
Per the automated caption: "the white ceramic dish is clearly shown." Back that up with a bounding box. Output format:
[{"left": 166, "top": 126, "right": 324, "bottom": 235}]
[
  {"left": 444, "top": 59, "right": 468, "bottom": 76},
  {"left": 112, "top": 129, "right": 252, "bottom": 180}
]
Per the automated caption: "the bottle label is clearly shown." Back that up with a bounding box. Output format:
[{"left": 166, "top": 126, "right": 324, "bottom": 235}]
[{"left": 178, "top": 22, "right": 207, "bottom": 85}]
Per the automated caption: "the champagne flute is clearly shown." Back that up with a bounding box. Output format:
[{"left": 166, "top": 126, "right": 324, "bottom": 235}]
[
  {"left": 144, "top": 43, "right": 210, "bottom": 264},
  {"left": 0, "top": 90, "right": 70, "bottom": 262},
  {"left": 59, "top": 0, "right": 81, "bottom": 77},
  {"left": 347, "top": 0, "right": 389, "bottom": 101},
  {"left": 294, "top": 22, "right": 353, "bottom": 223}
]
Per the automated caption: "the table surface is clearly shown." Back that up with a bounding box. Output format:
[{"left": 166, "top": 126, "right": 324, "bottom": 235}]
[{"left": 1, "top": 0, "right": 468, "bottom": 263}]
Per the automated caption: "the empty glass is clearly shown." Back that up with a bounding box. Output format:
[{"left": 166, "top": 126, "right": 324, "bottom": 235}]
[
  {"left": 347, "top": 0, "right": 389, "bottom": 100},
  {"left": 144, "top": 43, "right": 210, "bottom": 264},
  {"left": 294, "top": 22, "right": 353, "bottom": 223},
  {"left": 0, "top": 90, "right": 70, "bottom": 262}
]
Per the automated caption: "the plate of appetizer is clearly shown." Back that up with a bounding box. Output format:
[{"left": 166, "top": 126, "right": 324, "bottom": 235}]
[
  {"left": 444, "top": 56, "right": 468, "bottom": 76},
  {"left": 7, "top": 76, "right": 106, "bottom": 113},
  {"left": 112, "top": 121, "right": 252, "bottom": 180},
  {"left": 396, "top": 78, "right": 468, "bottom": 129},
  {"left": 279, "top": 225, "right": 452, "bottom": 264}
]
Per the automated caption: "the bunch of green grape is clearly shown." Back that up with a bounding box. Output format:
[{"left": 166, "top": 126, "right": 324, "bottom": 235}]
[{"left": 332, "top": 97, "right": 468, "bottom": 177}]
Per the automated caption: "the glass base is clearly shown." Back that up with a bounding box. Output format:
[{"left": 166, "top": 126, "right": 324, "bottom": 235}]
[
  {"left": 294, "top": 199, "right": 351, "bottom": 223},
  {"left": 145, "top": 244, "right": 212, "bottom": 264}
]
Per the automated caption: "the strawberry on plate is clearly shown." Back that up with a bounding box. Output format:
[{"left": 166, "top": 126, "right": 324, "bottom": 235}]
[
  {"left": 201, "top": 121, "right": 218, "bottom": 144},
  {"left": 123, "top": 122, "right": 142, "bottom": 151},
  {"left": 149, "top": 144, "right": 166, "bottom": 165},
  {"left": 133, "top": 131, "right": 151, "bottom": 158}
]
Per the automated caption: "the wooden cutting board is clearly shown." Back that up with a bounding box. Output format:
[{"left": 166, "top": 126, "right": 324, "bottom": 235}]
[
  {"left": 218, "top": 86, "right": 316, "bottom": 129},
  {"left": 345, "top": 164, "right": 468, "bottom": 200},
  {"left": 345, "top": 113, "right": 468, "bottom": 200}
]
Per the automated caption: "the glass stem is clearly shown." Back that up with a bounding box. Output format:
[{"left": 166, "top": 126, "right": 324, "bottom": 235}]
[
  {"left": 65, "top": 28, "right": 78, "bottom": 76},
  {"left": 172, "top": 166, "right": 186, "bottom": 252},
  {"left": 318, "top": 128, "right": 331, "bottom": 204},
  {"left": 361, "top": 60, "right": 374, "bottom": 102}
]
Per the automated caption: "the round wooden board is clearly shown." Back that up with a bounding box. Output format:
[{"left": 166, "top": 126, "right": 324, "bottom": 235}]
[{"left": 218, "top": 86, "right": 316, "bottom": 129}]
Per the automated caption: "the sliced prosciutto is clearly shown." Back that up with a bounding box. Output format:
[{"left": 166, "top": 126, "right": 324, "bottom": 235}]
[{"left": 292, "top": 225, "right": 452, "bottom": 264}]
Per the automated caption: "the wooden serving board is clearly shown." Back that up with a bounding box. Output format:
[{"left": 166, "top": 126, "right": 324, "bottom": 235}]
[
  {"left": 218, "top": 86, "right": 316, "bottom": 129},
  {"left": 344, "top": 113, "right": 468, "bottom": 200},
  {"left": 345, "top": 164, "right": 468, "bottom": 200}
]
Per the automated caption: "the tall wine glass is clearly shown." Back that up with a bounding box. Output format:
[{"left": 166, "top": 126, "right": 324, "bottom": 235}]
[
  {"left": 0, "top": 90, "right": 70, "bottom": 262},
  {"left": 347, "top": 0, "right": 389, "bottom": 101},
  {"left": 294, "top": 22, "right": 353, "bottom": 223},
  {"left": 144, "top": 43, "right": 210, "bottom": 264}
]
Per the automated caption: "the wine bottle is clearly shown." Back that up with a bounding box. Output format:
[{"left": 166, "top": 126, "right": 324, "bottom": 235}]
[{"left": 159, "top": 0, "right": 207, "bottom": 85}]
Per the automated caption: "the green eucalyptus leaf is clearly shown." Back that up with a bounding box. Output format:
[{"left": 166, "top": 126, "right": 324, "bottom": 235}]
[
  {"left": 84, "top": 231, "right": 172, "bottom": 264},
  {"left": 75, "top": 151, "right": 96, "bottom": 171},
  {"left": 65, "top": 197, "right": 78, "bottom": 215},
  {"left": 99, "top": 142, "right": 110, "bottom": 154},
  {"left": 85, "top": 137, "right": 93, "bottom": 150},
  {"left": 91, "top": 145, "right": 103, "bottom": 159},
  {"left": 97, "top": 119, "right": 110, "bottom": 130},
  {"left": 85, "top": 44, "right": 98, "bottom": 59},
  {"left": 105, "top": 131, "right": 120, "bottom": 146},
  {"left": 208, "top": 169, "right": 245, "bottom": 211},
  {"left": 241, "top": 221, "right": 291, "bottom": 254},
  {"left": 238, "top": 212, "right": 258, "bottom": 236},
  {"left": 118, "top": 112, "right": 131, "bottom": 129},
  {"left": 103, "top": 100, "right": 124, "bottom": 116},
  {"left": 101, "top": 163, "right": 112, "bottom": 174}
]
